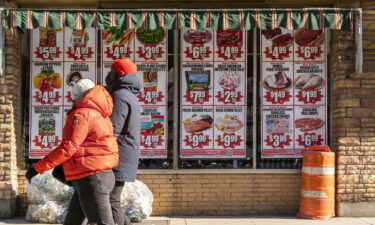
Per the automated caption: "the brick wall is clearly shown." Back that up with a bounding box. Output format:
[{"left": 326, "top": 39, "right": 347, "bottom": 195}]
[
  {"left": 331, "top": 2, "right": 375, "bottom": 215},
  {"left": 16, "top": 172, "right": 301, "bottom": 216}
]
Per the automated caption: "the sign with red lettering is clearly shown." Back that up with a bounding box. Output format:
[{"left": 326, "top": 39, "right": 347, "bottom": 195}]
[
  {"left": 64, "top": 28, "right": 96, "bottom": 61},
  {"left": 31, "top": 28, "right": 64, "bottom": 61}
]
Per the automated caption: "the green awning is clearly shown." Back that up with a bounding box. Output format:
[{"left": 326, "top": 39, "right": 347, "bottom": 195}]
[{"left": 4, "top": 8, "right": 355, "bottom": 30}]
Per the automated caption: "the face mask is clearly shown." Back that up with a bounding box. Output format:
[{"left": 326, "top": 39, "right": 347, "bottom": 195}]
[{"left": 105, "top": 70, "right": 117, "bottom": 86}]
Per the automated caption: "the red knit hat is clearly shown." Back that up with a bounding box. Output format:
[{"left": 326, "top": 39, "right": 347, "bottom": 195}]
[{"left": 111, "top": 59, "right": 137, "bottom": 76}]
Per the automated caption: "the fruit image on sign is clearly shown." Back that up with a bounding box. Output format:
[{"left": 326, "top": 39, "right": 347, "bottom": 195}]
[{"left": 33, "top": 68, "right": 62, "bottom": 92}]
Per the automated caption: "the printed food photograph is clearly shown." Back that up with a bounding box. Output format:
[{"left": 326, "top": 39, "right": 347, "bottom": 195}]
[
  {"left": 262, "top": 28, "right": 293, "bottom": 46},
  {"left": 185, "top": 70, "right": 211, "bottom": 91},
  {"left": 141, "top": 117, "right": 165, "bottom": 135},
  {"left": 70, "top": 29, "right": 89, "bottom": 46},
  {"left": 294, "top": 73, "right": 325, "bottom": 90},
  {"left": 215, "top": 114, "right": 244, "bottom": 133},
  {"left": 262, "top": 71, "right": 292, "bottom": 90},
  {"left": 103, "top": 27, "right": 135, "bottom": 46},
  {"left": 143, "top": 71, "right": 158, "bottom": 91},
  {"left": 66, "top": 71, "right": 82, "bottom": 86},
  {"left": 295, "top": 118, "right": 325, "bottom": 131},
  {"left": 183, "top": 30, "right": 212, "bottom": 45},
  {"left": 265, "top": 118, "right": 290, "bottom": 134},
  {"left": 33, "top": 68, "right": 62, "bottom": 92},
  {"left": 38, "top": 115, "right": 56, "bottom": 135},
  {"left": 39, "top": 28, "right": 61, "bottom": 46},
  {"left": 216, "top": 30, "right": 242, "bottom": 46},
  {"left": 294, "top": 28, "right": 324, "bottom": 46},
  {"left": 136, "top": 27, "right": 166, "bottom": 45},
  {"left": 218, "top": 72, "right": 240, "bottom": 90},
  {"left": 183, "top": 114, "right": 213, "bottom": 133}
]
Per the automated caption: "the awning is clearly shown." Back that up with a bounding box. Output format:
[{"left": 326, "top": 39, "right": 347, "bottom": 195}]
[{"left": 4, "top": 8, "right": 355, "bottom": 30}]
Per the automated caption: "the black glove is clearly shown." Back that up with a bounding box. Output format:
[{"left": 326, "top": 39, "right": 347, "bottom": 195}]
[{"left": 26, "top": 167, "right": 38, "bottom": 182}]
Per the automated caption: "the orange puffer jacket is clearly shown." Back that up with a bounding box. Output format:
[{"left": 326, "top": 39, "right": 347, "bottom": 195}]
[{"left": 34, "top": 85, "right": 119, "bottom": 181}]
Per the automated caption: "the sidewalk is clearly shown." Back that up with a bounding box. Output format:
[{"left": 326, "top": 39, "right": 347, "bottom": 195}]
[{"left": 1, "top": 216, "right": 375, "bottom": 225}]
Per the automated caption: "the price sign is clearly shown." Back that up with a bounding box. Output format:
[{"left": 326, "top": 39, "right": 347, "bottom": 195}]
[
  {"left": 66, "top": 46, "right": 94, "bottom": 61},
  {"left": 138, "top": 91, "right": 164, "bottom": 104},
  {"left": 215, "top": 90, "right": 243, "bottom": 104},
  {"left": 105, "top": 45, "right": 132, "bottom": 60},
  {"left": 216, "top": 46, "right": 243, "bottom": 60},
  {"left": 264, "top": 45, "right": 291, "bottom": 60},
  {"left": 34, "top": 47, "right": 62, "bottom": 61},
  {"left": 265, "top": 133, "right": 292, "bottom": 148},
  {"left": 296, "top": 132, "right": 323, "bottom": 148},
  {"left": 184, "top": 90, "right": 211, "bottom": 104},
  {"left": 216, "top": 133, "right": 243, "bottom": 148},
  {"left": 183, "top": 133, "right": 211, "bottom": 148},
  {"left": 296, "top": 90, "right": 323, "bottom": 104},
  {"left": 184, "top": 45, "right": 212, "bottom": 60},
  {"left": 34, "top": 91, "right": 62, "bottom": 105},
  {"left": 264, "top": 90, "right": 292, "bottom": 104},
  {"left": 33, "top": 134, "right": 61, "bottom": 149},
  {"left": 137, "top": 46, "right": 164, "bottom": 60},
  {"left": 296, "top": 45, "right": 323, "bottom": 60},
  {"left": 141, "top": 134, "right": 163, "bottom": 148}
]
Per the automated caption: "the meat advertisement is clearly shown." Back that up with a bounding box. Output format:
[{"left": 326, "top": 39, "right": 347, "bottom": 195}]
[
  {"left": 180, "top": 29, "right": 247, "bottom": 158},
  {"left": 260, "top": 28, "right": 327, "bottom": 158},
  {"left": 64, "top": 28, "right": 96, "bottom": 61},
  {"left": 30, "top": 27, "right": 98, "bottom": 158},
  {"left": 261, "top": 28, "right": 293, "bottom": 61},
  {"left": 63, "top": 62, "right": 97, "bottom": 105},
  {"left": 29, "top": 106, "right": 63, "bottom": 159},
  {"left": 101, "top": 27, "right": 168, "bottom": 159},
  {"left": 31, "top": 28, "right": 64, "bottom": 61}
]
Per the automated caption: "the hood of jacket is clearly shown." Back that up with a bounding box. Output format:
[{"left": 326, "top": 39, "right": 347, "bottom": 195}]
[
  {"left": 107, "top": 73, "right": 141, "bottom": 95},
  {"left": 72, "top": 85, "right": 113, "bottom": 117}
]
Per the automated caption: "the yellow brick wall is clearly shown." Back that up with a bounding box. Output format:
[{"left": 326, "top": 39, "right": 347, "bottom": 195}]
[{"left": 17, "top": 172, "right": 301, "bottom": 216}]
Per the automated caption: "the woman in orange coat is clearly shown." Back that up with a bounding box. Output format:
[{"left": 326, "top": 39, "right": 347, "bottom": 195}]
[{"left": 26, "top": 79, "right": 119, "bottom": 225}]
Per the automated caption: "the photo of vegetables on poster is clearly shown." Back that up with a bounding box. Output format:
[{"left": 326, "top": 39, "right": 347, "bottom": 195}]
[
  {"left": 180, "top": 29, "right": 247, "bottom": 158},
  {"left": 29, "top": 106, "right": 63, "bottom": 159},
  {"left": 102, "top": 27, "right": 135, "bottom": 61},
  {"left": 260, "top": 28, "right": 327, "bottom": 158}
]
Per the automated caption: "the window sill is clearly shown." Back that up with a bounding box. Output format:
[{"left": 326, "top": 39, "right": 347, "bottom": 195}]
[{"left": 138, "top": 169, "right": 301, "bottom": 174}]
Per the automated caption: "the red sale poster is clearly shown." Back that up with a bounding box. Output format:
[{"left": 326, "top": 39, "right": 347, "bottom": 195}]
[
  {"left": 260, "top": 28, "right": 327, "bottom": 158},
  {"left": 180, "top": 29, "right": 247, "bottom": 159}
]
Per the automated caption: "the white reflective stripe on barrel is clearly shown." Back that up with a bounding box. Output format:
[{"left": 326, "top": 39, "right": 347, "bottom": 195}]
[
  {"left": 302, "top": 167, "right": 335, "bottom": 175},
  {"left": 301, "top": 190, "right": 328, "bottom": 198}
]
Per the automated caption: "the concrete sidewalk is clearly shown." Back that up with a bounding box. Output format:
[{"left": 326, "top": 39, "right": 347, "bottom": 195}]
[{"left": 1, "top": 217, "right": 375, "bottom": 225}]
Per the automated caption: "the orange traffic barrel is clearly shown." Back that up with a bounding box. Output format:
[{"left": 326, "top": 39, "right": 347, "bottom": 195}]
[{"left": 297, "top": 145, "right": 335, "bottom": 220}]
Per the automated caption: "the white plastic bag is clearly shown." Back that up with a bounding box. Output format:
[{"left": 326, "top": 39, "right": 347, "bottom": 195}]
[{"left": 26, "top": 201, "right": 68, "bottom": 223}]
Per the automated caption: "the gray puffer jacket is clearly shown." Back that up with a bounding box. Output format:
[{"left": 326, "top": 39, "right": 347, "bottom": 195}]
[{"left": 107, "top": 74, "right": 141, "bottom": 182}]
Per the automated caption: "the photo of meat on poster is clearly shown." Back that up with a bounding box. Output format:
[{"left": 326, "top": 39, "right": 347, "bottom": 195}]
[
  {"left": 140, "top": 106, "right": 167, "bottom": 158},
  {"left": 64, "top": 28, "right": 96, "bottom": 61},
  {"left": 213, "top": 106, "right": 246, "bottom": 158},
  {"left": 31, "top": 62, "right": 64, "bottom": 106},
  {"left": 181, "top": 63, "right": 214, "bottom": 106},
  {"left": 181, "top": 28, "right": 214, "bottom": 62},
  {"left": 261, "top": 61, "right": 294, "bottom": 105},
  {"left": 261, "top": 28, "right": 293, "bottom": 61},
  {"left": 294, "top": 105, "right": 327, "bottom": 150},
  {"left": 63, "top": 62, "right": 97, "bottom": 105},
  {"left": 214, "top": 30, "right": 246, "bottom": 61},
  {"left": 294, "top": 29, "right": 326, "bottom": 61},
  {"left": 29, "top": 106, "right": 63, "bottom": 159},
  {"left": 261, "top": 106, "right": 295, "bottom": 158},
  {"left": 294, "top": 61, "right": 326, "bottom": 105},
  {"left": 180, "top": 106, "right": 214, "bottom": 158},
  {"left": 214, "top": 62, "right": 246, "bottom": 105},
  {"left": 136, "top": 62, "right": 167, "bottom": 106},
  {"left": 31, "top": 28, "right": 64, "bottom": 61},
  {"left": 135, "top": 27, "right": 167, "bottom": 62},
  {"left": 102, "top": 27, "right": 135, "bottom": 61}
]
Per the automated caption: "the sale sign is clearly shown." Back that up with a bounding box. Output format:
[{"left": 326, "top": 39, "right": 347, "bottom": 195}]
[
  {"left": 29, "top": 106, "right": 63, "bottom": 158},
  {"left": 64, "top": 28, "right": 96, "bottom": 61},
  {"left": 260, "top": 28, "right": 327, "bottom": 158},
  {"left": 31, "top": 28, "right": 64, "bottom": 61},
  {"left": 180, "top": 29, "right": 247, "bottom": 159}
]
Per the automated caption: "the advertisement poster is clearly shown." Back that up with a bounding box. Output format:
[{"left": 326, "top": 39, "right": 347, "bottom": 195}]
[
  {"left": 29, "top": 106, "right": 63, "bottom": 158},
  {"left": 101, "top": 27, "right": 168, "bottom": 158},
  {"left": 30, "top": 27, "right": 98, "bottom": 158},
  {"left": 180, "top": 29, "right": 247, "bottom": 158},
  {"left": 260, "top": 28, "right": 327, "bottom": 158}
]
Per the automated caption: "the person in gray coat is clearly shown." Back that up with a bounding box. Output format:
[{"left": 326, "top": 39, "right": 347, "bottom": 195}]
[{"left": 105, "top": 59, "right": 141, "bottom": 225}]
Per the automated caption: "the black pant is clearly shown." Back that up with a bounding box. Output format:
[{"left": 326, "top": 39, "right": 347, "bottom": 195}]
[
  {"left": 64, "top": 170, "right": 116, "bottom": 225},
  {"left": 109, "top": 181, "right": 132, "bottom": 225}
]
